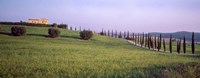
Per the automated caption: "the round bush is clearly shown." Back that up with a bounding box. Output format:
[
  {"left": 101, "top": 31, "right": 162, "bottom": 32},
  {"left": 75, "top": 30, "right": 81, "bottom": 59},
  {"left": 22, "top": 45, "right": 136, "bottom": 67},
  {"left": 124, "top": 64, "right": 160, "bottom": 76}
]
[
  {"left": 48, "top": 28, "right": 60, "bottom": 38},
  {"left": 51, "top": 23, "right": 58, "bottom": 28},
  {"left": 11, "top": 26, "right": 26, "bottom": 36},
  {"left": 80, "top": 30, "right": 93, "bottom": 40}
]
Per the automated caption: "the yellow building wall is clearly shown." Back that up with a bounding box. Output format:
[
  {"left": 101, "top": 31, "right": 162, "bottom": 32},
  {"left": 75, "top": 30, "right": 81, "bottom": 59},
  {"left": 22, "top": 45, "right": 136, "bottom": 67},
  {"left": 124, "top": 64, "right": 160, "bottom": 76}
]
[{"left": 28, "top": 18, "right": 48, "bottom": 24}]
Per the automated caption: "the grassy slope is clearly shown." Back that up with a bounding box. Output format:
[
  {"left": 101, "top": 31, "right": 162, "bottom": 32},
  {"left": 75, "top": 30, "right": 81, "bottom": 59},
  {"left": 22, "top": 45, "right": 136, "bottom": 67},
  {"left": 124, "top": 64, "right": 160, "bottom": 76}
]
[{"left": 0, "top": 25, "right": 199, "bottom": 78}]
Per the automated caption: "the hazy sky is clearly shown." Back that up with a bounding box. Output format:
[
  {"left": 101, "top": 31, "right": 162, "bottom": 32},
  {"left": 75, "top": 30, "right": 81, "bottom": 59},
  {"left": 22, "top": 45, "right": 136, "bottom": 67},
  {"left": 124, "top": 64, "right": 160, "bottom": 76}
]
[{"left": 0, "top": 0, "right": 200, "bottom": 32}]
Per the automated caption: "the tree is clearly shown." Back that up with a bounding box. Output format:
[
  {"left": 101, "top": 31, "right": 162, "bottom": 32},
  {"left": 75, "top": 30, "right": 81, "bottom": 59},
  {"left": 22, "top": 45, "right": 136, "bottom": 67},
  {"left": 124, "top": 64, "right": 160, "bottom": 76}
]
[
  {"left": 183, "top": 36, "right": 186, "bottom": 54},
  {"left": 127, "top": 31, "right": 129, "bottom": 39},
  {"left": 138, "top": 33, "right": 140, "bottom": 44},
  {"left": 170, "top": 34, "right": 172, "bottom": 53},
  {"left": 115, "top": 30, "right": 117, "bottom": 38},
  {"left": 75, "top": 27, "right": 77, "bottom": 31},
  {"left": 100, "top": 28, "right": 104, "bottom": 35},
  {"left": 108, "top": 30, "right": 110, "bottom": 37},
  {"left": 192, "top": 32, "right": 195, "bottom": 54},
  {"left": 177, "top": 38, "right": 181, "bottom": 54},
  {"left": 145, "top": 34, "right": 148, "bottom": 48},
  {"left": 141, "top": 33, "right": 145, "bottom": 47},
  {"left": 111, "top": 30, "right": 114, "bottom": 37},
  {"left": 163, "top": 39, "right": 166, "bottom": 52},
  {"left": 118, "top": 31, "right": 122, "bottom": 38},
  {"left": 132, "top": 33, "right": 135, "bottom": 40},
  {"left": 154, "top": 35, "right": 157, "bottom": 49},
  {"left": 157, "top": 34, "right": 162, "bottom": 51},
  {"left": 124, "top": 32, "right": 126, "bottom": 39},
  {"left": 70, "top": 27, "right": 72, "bottom": 30},
  {"left": 52, "top": 23, "right": 58, "bottom": 28},
  {"left": 148, "top": 34, "right": 150, "bottom": 49}
]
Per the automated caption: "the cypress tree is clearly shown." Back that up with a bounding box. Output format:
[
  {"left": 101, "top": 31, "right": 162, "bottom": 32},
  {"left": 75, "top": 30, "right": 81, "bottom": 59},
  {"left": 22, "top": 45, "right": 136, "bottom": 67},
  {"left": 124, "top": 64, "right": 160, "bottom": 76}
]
[
  {"left": 108, "top": 30, "right": 110, "bottom": 37},
  {"left": 179, "top": 38, "right": 181, "bottom": 54},
  {"left": 170, "top": 34, "right": 172, "bottom": 53},
  {"left": 150, "top": 36, "right": 154, "bottom": 48},
  {"left": 115, "top": 30, "right": 117, "bottom": 38},
  {"left": 75, "top": 27, "right": 77, "bottom": 31},
  {"left": 124, "top": 32, "right": 126, "bottom": 39},
  {"left": 104, "top": 31, "right": 107, "bottom": 36},
  {"left": 148, "top": 35, "right": 150, "bottom": 49},
  {"left": 70, "top": 27, "right": 72, "bottom": 30},
  {"left": 154, "top": 35, "right": 157, "bottom": 49},
  {"left": 127, "top": 31, "right": 130, "bottom": 39},
  {"left": 132, "top": 33, "right": 135, "bottom": 41},
  {"left": 176, "top": 40, "right": 179, "bottom": 54},
  {"left": 145, "top": 34, "right": 148, "bottom": 48},
  {"left": 138, "top": 33, "right": 140, "bottom": 44},
  {"left": 183, "top": 36, "right": 186, "bottom": 54},
  {"left": 111, "top": 30, "right": 114, "bottom": 37},
  {"left": 118, "top": 31, "right": 122, "bottom": 38},
  {"left": 158, "top": 34, "right": 162, "bottom": 51},
  {"left": 135, "top": 33, "right": 137, "bottom": 45},
  {"left": 192, "top": 32, "right": 195, "bottom": 54},
  {"left": 163, "top": 39, "right": 166, "bottom": 52},
  {"left": 177, "top": 38, "right": 181, "bottom": 54}
]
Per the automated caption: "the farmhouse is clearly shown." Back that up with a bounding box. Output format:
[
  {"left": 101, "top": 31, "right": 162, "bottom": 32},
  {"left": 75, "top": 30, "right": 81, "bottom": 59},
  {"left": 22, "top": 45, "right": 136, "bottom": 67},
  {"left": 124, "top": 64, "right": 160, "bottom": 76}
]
[{"left": 28, "top": 18, "right": 48, "bottom": 24}]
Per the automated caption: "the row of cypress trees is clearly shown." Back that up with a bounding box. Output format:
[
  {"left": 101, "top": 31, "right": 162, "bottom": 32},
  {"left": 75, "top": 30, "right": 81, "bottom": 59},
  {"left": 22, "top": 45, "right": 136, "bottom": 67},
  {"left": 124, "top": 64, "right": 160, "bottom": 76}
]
[{"left": 100, "top": 29, "right": 196, "bottom": 54}]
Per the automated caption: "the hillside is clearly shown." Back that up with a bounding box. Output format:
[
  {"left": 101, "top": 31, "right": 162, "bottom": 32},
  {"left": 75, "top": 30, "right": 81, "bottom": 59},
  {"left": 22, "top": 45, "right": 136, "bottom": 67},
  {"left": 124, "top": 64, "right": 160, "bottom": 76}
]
[
  {"left": 0, "top": 25, "right": 200, "bottom": 78},
  {"left": 149, "top": 31, "right": 200, "bottom": 42}
]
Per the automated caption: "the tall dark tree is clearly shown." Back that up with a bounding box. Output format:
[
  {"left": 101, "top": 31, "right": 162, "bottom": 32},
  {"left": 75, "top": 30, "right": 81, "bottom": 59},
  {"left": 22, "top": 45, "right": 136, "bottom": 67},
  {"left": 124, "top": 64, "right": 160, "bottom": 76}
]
[
  {"left": 100, "top": 28, "right": 104, "bottom": 35},
  {"left": 70, "top": 27, "right": 72, "bottom": 30},
  {"left": 148, "top": 34, "right": 150, "bottom": 49},
  {"left": 75, "top": 27, "right": 77, "bottom": 31},
  {"left": 179, "top": 38, "right": 181, "bottom": 54},
  {"left": 118, "top": 31, "right": 122, "bottom": 38},
  {"left": 124, "top": 32, "right": 126, "bottom": 39},
  {"left": 132, "top": 33, "right": 135, "bottom": 40},
  {"left": 115, "top": 30, "right": 117, "bottom": 38},
  {"left": 111, "top": 30, "right": 114, "bottom": 37},
  {"left": 150, "top": 36, "right": 154, "bottom": 48},
  {"left": 163, "top": 39, "right": 166, "bottom": 52},
  {"left": 154, "top": 35, "right": 157, "bottom": 49},
  {"left": 177, "top": 38, "right": 181, "bottom": 54},
  {"left": 127, "top": 31, "right": 130, "bottom": 39},
  {"left": 183, "top": 36, "right": 186, "bottom": 54},
  {"left": 145, "top": 34, "right": 148, "bottom": 48},
  {"left": 158, "top": 34, "right": 162, "bottom": 51},
  {"left": 104, "top": 31, "right": 107, "bottom": 36},
  {"left": 142, "top": 33, "right": 145, "bottom": 47},
  {"left": 135, "top": 33, "right": 137, "bottom": 45},
  {"left": 170, "top": 34, "right": 172, "bottom": 53},
  {"left": 138, "top": 33, "right": 140, "bottom": 44},
  {"left": 192, "top": 32, "right": 195, "bottom": 54},
  {"left": 107, "top": 30, "right": 110, "bottom": 37}
]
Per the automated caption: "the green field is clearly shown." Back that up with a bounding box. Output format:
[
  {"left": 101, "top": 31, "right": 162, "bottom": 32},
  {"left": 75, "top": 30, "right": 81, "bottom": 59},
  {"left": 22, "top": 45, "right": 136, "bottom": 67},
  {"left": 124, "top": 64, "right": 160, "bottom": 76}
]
[{"left": 0, "top": 25, "right": 200, "bottom": 78}]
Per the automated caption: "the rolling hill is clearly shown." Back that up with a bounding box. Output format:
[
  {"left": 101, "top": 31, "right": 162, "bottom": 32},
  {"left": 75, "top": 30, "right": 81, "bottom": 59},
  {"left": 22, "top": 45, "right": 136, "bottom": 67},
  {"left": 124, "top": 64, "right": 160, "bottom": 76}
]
[{"left": 0, "top": 25, "right": 200, "bottom": 78}]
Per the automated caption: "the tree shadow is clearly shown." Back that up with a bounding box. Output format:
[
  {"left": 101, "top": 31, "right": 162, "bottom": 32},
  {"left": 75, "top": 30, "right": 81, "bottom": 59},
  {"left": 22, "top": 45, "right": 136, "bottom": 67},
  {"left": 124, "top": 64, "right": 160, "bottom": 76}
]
[
  {"left": 61, "top": 35, "right": 80, "bottom": 39},
  {"left": 27, "top": 34, "right": 48, "bottom": 37},
  {"left": 0, "top": 32, "right": 11, "bottom": 35}
]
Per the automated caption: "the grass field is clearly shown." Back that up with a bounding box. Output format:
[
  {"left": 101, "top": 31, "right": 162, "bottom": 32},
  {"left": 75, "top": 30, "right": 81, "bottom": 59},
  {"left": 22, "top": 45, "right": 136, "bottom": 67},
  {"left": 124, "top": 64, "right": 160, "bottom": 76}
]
[{"left": 0, "top": 25, "right": 200, "bottom": 78}]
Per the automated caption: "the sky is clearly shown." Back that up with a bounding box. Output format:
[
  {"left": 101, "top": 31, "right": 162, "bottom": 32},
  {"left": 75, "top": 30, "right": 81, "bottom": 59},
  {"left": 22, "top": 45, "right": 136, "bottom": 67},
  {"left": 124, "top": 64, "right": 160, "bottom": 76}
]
[{"left": 0, "top": 0, "right": 200, "bottom": 33}]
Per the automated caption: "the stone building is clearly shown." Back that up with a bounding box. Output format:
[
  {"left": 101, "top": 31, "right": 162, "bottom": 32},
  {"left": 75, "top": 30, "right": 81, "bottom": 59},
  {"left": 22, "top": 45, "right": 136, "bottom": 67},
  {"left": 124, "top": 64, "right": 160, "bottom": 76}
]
[{"left": 28, "top": 18, "right": 48, "bottom": 24}]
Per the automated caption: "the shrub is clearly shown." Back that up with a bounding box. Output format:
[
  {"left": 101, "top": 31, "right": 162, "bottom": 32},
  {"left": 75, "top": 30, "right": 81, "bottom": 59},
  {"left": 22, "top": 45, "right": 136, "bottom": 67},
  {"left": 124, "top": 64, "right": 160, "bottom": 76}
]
[
  {"left": 48, "top": 28, "right": 60, "bottom": 38},
  {"left": 100, "top": 32, "right": 104, "bottom": 35},
  {"left": 51, "top": 23, "right": 58, "bottom": 27},
  {"left": 80, "top": 30, "right": 93, "bottom": 40},
  {"left": 58, "top": 24, "right": 68, "bottom": 29},
  {"left": 11, "top": 26, "right": 26, "bottom": 36}
]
